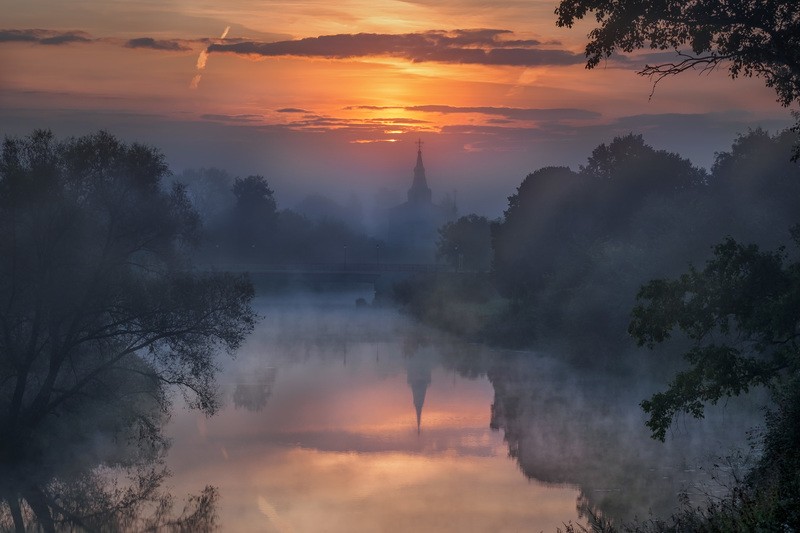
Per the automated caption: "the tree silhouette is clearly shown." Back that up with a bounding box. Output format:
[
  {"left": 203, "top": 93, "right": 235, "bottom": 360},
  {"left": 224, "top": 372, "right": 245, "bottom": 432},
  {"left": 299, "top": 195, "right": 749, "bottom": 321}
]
[
  {"left": 0, "top": 130, "right": 256, "bottom": 531},
  {"left": 232, "top": 174, "right": 277, "bottom": 215},
  {"left": 556, "top": 0, "right": 800, "bottom": 158},
  {"left": 436, "top": 214, "right": 492, "bottom": 271},
  {"left": 228, "top": 174, "right": 278, "bottom": 258}
]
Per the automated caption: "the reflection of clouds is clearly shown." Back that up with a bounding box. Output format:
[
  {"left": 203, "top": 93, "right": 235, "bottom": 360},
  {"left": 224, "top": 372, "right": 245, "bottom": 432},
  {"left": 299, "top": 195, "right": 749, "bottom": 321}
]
[
  {"left": 221, "top": 447, "right": 577, "bottom": 532},
  {"left": 257, "top": 424, "right": 497, "bottom": 457},
  {"left": 258, "top": 495, "right": 295, "bottom": 533}
]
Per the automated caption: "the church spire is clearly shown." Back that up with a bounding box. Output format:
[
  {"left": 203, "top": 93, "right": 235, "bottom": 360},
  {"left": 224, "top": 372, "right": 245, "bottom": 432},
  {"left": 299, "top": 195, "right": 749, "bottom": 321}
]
[{"left": 408, "top": 139, "right": 432, "bottom": 204}]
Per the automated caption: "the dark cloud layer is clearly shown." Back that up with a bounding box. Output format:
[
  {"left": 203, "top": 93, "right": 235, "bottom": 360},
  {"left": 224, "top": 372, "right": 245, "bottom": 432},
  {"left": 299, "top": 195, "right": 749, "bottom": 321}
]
[
  {"left": 201, "top": 113, "right": 264, "bottom": 123},
  {"left": 347, "top": 104, "right": 600, "bottom": 121},
  {"left": 125, "top": 37, "right": 190, "bottom": 51},
  {"left": 208, "top": 29, "right": 586, "bottom": 67},
  {"left": 0, "top": 29, "right": 92, "bottom": 45},
  {"left": 1, "top": 29, "right": 195, "bottom": 51},
  {"left": 0, "top": 27, "right": 594, "bottom": 68}
]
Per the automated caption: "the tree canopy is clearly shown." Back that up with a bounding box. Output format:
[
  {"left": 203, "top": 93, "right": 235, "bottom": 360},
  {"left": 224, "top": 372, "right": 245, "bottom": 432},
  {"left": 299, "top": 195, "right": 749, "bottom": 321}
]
[
  {"left": 556, "top": 0, "right": 800, "bottom": 157},
  {"left": 0, "top": 130, "right": 256, "bottom": 531},
  {"left": 436, "top": 214, "right": 492, "bottom": 271},
  {"left": 629, "top": 230, "right": 800, "bottom": 441}
]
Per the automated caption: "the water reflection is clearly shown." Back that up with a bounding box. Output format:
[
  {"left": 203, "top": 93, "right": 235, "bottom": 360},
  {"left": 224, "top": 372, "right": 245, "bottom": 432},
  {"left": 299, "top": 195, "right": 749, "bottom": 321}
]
[
  {"left": 164, "top": 292, "right": 582, "bottom": 532},
  {"left": 5, "top": 290, "right": 762, "bottom": 531},
  {"left": 485, "top": 352, "right": 762, "bottom": 524},
  {"left": 0, "top": 400, "right": 218, "bottom": 532}
]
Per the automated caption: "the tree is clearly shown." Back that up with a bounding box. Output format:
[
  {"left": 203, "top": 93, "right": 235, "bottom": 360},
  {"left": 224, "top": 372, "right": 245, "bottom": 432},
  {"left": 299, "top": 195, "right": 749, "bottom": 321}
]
[
  {"left": 581, "top": 133, "right": 706, "bottom": 193},
  {"left": 492, "top": 166, "right": 587, "bottom": 298},
  {"left": 232, "top": 174, "right": 277, "bottom": 215},
  {"left": 173, "top": 167, "right": 235, "bottom": 224},
  {"left": 555, "top": 0, "right": 800, "bottom": 158},
  {"left": 0, "top": 130, "right": 256, "bottom": 531},
  {"left": 629, "top": 229, "right": 800, "bottom": 441},
  {"left": 228, "top": 174, "right": 278, "bottom": 258},
  {"left": 436, "top": 214, "right": 492, "bottom": 271}
]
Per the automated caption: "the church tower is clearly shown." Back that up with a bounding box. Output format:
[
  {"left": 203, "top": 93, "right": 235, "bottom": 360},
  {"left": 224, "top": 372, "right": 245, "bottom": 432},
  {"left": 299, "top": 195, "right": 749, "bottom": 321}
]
[
  {"left": 386, "top": 138, "right": 454, "bottom": 262},
  {"left": 407, "top": 139, "right": 432, "bottom": 204}
]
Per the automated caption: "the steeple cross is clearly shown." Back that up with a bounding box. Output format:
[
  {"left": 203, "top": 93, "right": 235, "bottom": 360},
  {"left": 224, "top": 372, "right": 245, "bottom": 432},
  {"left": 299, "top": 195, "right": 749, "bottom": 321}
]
[{"left": 416, "top": 138, "right": 424, "bottom": 152}]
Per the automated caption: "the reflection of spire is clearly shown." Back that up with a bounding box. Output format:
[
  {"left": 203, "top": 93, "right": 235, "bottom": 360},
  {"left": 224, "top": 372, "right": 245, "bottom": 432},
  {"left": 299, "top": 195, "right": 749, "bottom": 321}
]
[{"left": 406, "top": 354, "right": 432, "bottom": 434}]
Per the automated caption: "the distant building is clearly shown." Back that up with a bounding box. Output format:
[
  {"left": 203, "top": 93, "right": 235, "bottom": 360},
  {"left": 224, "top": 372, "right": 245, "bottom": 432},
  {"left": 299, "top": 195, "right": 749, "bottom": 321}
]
[{"left": 386, "top": 141, "right": 456, "bottom": 262}]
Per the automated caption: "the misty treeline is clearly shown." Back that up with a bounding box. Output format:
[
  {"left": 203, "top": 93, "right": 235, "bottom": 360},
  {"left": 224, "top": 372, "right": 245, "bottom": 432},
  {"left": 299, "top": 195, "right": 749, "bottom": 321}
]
[
  {"left": 492, "top": 130, "right": 800, "bottom": 347},
  {"left": 401, "top": 129, "right": 800, "bottom": 350},
  {"left": 0, "top": 130, "right": 256, "bottom": 531},
  {"left": 172, "top": 168, "right": 383, "bottom": 266},
  {"left": 398, "top": 127, "right": 800, "bottom": 529}
]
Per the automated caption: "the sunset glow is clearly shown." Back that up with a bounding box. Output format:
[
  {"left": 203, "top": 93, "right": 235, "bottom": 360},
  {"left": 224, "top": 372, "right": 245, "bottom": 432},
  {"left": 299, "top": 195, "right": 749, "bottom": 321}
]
[{"left": 1, "top": 0, "right": 792, "bottom": 214}]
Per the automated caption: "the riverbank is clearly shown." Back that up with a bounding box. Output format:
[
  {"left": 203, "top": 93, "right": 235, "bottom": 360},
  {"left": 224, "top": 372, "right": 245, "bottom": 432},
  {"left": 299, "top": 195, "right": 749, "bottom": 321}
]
[{"left": 383, "top": 274, "right": 799, "bottom": 531}]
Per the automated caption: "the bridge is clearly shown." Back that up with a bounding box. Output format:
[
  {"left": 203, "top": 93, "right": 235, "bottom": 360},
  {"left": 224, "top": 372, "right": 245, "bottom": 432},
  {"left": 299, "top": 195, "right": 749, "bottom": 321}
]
[
  {"left": 204, "top": 262, "right": 456, "bottom": 274},
  {"left": 201, "top": 262, "right": 464, "bottom": 286}
]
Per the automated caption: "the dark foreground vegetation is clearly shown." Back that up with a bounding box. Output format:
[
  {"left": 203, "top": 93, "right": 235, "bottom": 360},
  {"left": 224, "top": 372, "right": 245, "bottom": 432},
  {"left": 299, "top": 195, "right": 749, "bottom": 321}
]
[{"left": 0, "top": 131, "right": 256, "bottom": 531}]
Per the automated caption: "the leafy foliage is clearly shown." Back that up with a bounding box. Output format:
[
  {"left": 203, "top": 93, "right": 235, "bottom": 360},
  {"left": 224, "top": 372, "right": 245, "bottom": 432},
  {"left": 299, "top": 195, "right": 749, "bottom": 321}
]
[{"left": 630, "top": 233, "right": 800, "bottom": 440}]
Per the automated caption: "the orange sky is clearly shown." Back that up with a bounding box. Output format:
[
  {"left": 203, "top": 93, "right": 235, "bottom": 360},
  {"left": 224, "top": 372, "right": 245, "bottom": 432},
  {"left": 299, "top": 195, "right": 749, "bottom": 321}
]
[{"left": 0, "top": 0, "right": 793, "bottom": 215}]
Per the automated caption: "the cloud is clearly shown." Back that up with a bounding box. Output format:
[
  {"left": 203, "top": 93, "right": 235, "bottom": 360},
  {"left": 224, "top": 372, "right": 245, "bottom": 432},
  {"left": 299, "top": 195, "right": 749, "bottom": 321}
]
[
  {"left": 201, "top": 113, "right": 264, "bottom": 123},
  {"left": 125, "top": 37, "right": 190, "bottom": 51},
  {"left": 276, "top": 108, "right": 310, "bottom": 113},
  {"left": 363, "top": 117, "right": 431, "bottom": 125},
  {"left": 1, "top": 28, "right": 203, "bottom": 52},
  {"left": 208, "top": 29, "right": 587, "bottom": 67},
  {"left": 412, "top": 105, "right": 600, "bottom": 120},
  {"left": 0, "top": 29, "right": 92, "bottom": 45},
  {"left": 347, "top": 105, "right": 600, "bottom": 121}
]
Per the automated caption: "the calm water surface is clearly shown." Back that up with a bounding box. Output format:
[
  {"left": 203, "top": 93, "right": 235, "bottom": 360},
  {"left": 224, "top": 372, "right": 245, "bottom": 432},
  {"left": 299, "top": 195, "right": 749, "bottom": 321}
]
[{"left": 164, "top": 289, "right": 761, "bottom": 532}]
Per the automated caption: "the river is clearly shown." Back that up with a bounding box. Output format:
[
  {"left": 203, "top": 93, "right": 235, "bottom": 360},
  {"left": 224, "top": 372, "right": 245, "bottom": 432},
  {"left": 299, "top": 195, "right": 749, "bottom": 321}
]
[{"left": 164, "top": 288, "right": 763, "bottom": 532}]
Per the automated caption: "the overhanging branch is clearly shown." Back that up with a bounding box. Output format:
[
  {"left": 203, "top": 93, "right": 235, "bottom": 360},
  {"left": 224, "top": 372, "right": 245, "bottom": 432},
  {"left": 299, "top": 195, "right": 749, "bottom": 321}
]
[{"left": 639, "top": 52, "right": 733, "bottom": 99}]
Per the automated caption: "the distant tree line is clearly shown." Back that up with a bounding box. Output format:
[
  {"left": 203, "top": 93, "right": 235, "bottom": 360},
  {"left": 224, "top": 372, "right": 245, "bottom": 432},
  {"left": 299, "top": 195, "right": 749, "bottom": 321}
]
[
  {"left": 174, "top": 170, "right": 382, "bottom": 266},
  {"left": 487, "top": 130, "right": 800, "bottom": 348}
]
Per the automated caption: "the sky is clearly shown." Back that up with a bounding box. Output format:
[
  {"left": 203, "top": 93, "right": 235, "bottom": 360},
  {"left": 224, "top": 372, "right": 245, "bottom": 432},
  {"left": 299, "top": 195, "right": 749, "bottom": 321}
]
[{"left": 0, "top": 0, "right": 794, "bottom": 216}]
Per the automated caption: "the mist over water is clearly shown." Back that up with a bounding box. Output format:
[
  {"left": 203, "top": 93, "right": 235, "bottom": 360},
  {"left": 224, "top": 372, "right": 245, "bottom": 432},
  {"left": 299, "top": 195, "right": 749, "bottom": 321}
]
[
  {"left": 162, "top": 288, "right": 763, "bottom": 531},
  {"left": 2, "top": 122, "right": 796, "bottom": 531},
  {"left": 4, "top": 0, "right": 800, "bottom": 527}
]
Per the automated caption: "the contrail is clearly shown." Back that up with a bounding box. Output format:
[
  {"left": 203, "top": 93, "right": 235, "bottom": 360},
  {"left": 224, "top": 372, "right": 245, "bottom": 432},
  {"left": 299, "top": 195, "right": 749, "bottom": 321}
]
[
  {"left": 190, "top": 26, "right": 230, "bottom": 89},
  {"left": 196, "top": 49, "right": 209, "bottom": 70}
]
